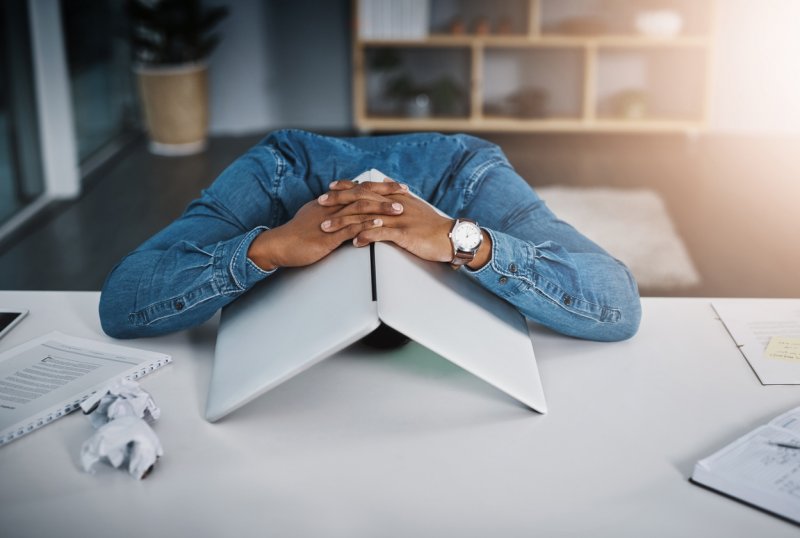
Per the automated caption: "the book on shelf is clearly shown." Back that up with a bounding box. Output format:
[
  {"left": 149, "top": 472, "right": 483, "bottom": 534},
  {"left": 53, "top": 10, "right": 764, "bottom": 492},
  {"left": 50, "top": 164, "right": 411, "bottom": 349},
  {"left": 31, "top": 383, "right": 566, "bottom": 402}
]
[{"left": 358, "top": 0, "right": 429, "bottom": 40}]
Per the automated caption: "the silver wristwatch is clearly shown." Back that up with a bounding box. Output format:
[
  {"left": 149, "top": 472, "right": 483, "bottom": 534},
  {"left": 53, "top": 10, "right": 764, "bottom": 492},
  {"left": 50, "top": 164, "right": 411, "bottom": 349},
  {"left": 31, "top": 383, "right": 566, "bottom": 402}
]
[{"left": 448, "top": 218, "right": 483, "bottom": 269}]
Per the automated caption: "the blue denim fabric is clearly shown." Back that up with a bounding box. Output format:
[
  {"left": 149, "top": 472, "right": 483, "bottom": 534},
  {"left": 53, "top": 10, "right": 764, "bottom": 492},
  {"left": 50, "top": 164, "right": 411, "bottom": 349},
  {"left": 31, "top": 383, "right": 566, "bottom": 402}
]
[{"left": 100, "top": 129, "right": 641, "bottom": 341}]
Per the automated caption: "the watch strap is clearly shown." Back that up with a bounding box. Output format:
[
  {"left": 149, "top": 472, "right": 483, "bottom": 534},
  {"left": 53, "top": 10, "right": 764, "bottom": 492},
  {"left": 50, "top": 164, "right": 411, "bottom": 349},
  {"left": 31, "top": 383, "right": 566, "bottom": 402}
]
[{"left": 449, "top": 250, "right": 474, "bottom": 269}]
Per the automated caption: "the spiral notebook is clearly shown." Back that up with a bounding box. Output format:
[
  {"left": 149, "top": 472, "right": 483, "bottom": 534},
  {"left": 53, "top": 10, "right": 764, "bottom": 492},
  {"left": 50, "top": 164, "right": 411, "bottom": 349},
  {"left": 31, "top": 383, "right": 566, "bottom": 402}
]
[
  {"left": 0, "top": 331, "right": 171, "bottom": 446},
  {"left": 691, "top": 406, "right": 800, "bottom": 524}
]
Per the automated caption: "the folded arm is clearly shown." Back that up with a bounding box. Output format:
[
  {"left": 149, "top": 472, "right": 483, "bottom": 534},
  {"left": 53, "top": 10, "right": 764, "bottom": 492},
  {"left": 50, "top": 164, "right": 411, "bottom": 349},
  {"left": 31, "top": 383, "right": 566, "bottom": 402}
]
[
  {"left": 99, "top": 185, "right": 277, "bottom": 338},
  {"left": 99, "top": 156, "right": 408, "bottom": 339},
  {"left": 332, "top": 166, "right": 642, "bottom": 342},
  {"left": 451, "top": 164, "right": 642, "bottom": 342}
]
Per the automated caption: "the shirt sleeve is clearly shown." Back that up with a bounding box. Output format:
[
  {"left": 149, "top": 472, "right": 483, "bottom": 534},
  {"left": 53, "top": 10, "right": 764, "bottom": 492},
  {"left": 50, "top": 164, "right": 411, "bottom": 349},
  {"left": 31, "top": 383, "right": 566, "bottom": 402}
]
[
  {"left": 465, "top": 228, "right": 639, "bottom": 341},
  {"left": 119, "top": 227, "right": 275, "bottom": 331},
  {"left": 456, "top": 157, "right": 641, "bottom": 342},
  {"left": 99, "top": 145, "right": 285, "bottom": 339}
]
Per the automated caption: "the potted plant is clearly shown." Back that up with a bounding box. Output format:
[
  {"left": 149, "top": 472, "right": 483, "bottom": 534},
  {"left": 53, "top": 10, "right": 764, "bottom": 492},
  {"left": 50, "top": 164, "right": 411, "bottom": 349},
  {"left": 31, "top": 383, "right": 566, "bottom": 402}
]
[{"left": 127, "top": 0, "right": 228, "bottom": 155}]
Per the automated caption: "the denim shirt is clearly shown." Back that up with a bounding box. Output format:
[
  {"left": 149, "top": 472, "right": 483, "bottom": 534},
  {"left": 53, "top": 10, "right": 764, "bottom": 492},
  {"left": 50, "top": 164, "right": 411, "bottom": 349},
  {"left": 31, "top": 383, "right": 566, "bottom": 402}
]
[{"left": 99, "top": 130, "right": 641, "bottom": 342}]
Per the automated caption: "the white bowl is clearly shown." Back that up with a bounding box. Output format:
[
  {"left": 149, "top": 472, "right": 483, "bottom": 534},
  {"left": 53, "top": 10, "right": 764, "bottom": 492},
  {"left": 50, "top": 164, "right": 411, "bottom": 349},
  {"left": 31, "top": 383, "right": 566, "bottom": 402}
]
[{"left": 635, "top": 10, "right": 683, "bottom": 38}]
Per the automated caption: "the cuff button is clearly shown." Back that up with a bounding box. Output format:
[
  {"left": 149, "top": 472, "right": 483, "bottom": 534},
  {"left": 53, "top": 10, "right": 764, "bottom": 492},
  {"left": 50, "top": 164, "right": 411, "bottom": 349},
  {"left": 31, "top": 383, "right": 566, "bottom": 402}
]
[
  {"left": 508, "top": 263, "right": 518, "bottom": 273},
  {"left": 562, "top": 295, "right": 572, "bottom": 306},
  {"left": 498, "top": 276, "right": 508, "bottom": 285},
  {"left": 175, "top": 300, "right": 185, "bottom": 311}
]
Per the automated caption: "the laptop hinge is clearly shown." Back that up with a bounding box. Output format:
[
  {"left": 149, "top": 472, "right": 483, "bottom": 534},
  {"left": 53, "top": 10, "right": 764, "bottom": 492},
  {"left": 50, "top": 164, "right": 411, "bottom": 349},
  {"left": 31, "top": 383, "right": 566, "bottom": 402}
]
[{"left": 369, "top": 243, "right": 377, "bottom": 302}]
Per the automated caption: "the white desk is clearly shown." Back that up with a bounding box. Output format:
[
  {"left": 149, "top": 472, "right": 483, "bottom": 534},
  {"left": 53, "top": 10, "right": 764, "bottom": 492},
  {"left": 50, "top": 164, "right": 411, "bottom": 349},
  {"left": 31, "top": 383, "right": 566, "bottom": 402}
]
[{"left": 0, "top": 292, "right": 798, "bottom": 537}]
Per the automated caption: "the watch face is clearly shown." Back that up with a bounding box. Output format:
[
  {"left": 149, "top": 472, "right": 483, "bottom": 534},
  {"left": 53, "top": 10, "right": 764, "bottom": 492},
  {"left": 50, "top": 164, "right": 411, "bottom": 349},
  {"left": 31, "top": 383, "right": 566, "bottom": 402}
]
[{"left": 453, "top": 222, "right": 482, "bottom": 250}]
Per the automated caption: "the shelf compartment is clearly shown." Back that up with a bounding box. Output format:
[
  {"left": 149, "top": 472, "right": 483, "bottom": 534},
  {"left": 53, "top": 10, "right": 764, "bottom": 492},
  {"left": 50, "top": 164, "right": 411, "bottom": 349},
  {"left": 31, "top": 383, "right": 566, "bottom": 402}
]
[
  {"left": 362, "top": 47, "right": 472, "bottom": 119},
  {"left": 595, "top": 48, "right": 707, "bottom": 122},
  {"left": 429, "top": 0, "right": 532, "bottom": 37},
  {"left": 482, "top": 47, "right": 585, "bottom": 120},
  {"left": 539, "top": 0, "right": 714, "bottom": 38}
]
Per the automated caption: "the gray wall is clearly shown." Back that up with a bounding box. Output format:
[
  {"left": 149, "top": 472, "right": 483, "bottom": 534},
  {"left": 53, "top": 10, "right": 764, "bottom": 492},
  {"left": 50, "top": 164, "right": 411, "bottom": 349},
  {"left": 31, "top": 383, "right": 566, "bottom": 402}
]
[
  {"left": 206, "top": 0, "right": 351, "bottom": 135},
  {"left": 205, "top": 0, "right": 277, "bottom": 134}
]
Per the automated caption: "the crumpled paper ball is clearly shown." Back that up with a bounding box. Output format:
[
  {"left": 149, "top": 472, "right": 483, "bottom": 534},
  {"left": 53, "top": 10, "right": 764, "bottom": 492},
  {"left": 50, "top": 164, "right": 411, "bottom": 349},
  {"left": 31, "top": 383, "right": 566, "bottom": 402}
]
[
  {"left": 79, "top": 379, "right": 163, "bottom": 479},
  {"left": 80, "top": 416, "right": 163, "bottom": 479},
  {"left": 80, "top": 378, "right": 160, "bottom": 428}
]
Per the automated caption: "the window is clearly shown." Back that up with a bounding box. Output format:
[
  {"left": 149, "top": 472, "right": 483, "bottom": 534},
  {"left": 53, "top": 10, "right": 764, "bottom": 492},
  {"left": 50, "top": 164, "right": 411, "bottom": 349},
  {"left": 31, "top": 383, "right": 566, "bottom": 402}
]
[
  {"left": 0, "top": 1, "right": 45, "bottom": 228},
  {"left": 60, "top": 0, "right": 137, "bottom": 163}
]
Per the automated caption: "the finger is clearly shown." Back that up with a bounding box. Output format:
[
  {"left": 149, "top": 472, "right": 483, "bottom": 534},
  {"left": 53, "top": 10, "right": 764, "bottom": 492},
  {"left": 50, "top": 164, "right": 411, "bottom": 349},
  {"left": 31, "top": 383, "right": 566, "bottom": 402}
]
[
  {"left": 318, "top": 186, "right": 383, "bottom": 206},
  {"left": 353, "top": 226, "right": 404, "bottom": 247},
  {"left": 328, "top": 180, "right": 356, "bottom": 191},
  {"left": 319, "top": 183, "right": 408, "bottom": 205},
  {"left": 331, "top": 199, "right": 404, "bottom": 218},
  {"left": 359, "top": 180, "right": 409, "bottom": 195},
  {"left": 320, "top": 214, "right": 386, "bottom": 232},
  {"left": 328, "top": 178, "right": 408, "bottom": 195},
  {"left": 333, "top": 217, "right": 383, "bottom": 244}
]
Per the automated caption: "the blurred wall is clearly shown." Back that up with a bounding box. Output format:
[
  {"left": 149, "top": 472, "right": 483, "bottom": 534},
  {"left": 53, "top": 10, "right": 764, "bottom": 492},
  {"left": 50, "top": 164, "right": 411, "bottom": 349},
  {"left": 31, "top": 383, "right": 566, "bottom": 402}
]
[
  {"left": 711, "top": 0, "right": 800, "bottom": 134},
  {"left": 205, "top": 0, "right": 800, "bottom": 136},
  {"left": 206, "top": 0, "right": 351, "bottom": 134},
  {"left": 205, "top": 0, "right": 277, "bottom": 134}
]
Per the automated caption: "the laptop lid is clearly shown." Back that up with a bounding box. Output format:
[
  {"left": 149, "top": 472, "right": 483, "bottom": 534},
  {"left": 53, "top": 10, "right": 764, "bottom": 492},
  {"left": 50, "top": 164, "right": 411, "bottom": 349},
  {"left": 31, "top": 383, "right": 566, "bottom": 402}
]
[
  {"left": 206, "top": 244, "right": 379, "bottom": 422},
  {"left": 207, "top": 168, "right": 547, "bottom": 420},
  {"left": 374, "top": 243, "right": 547, "bottom": 413}
]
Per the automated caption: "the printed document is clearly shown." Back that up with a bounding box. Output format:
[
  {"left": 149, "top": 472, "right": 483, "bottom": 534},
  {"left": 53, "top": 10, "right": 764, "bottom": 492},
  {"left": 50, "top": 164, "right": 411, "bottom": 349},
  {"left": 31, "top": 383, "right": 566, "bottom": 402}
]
[
  {"left": 0, "top": 332, "right": 170, "bottom": 445},
  {"left": 712, "top": 299, "right": 800, "bottom": 384}
]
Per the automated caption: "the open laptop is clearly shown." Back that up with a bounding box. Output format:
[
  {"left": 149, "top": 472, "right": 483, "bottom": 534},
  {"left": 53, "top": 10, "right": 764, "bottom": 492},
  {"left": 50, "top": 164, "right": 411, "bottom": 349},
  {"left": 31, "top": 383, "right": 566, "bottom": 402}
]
[{"left": 205, "top": 172, "right": 547, "bottom": 422}]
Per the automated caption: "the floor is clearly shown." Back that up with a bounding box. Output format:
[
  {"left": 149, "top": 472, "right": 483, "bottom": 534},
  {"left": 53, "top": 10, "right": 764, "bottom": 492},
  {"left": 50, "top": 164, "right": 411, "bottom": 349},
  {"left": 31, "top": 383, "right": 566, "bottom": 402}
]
[{"left": 0, "top": 131, "right": 798, "bottom": 298}]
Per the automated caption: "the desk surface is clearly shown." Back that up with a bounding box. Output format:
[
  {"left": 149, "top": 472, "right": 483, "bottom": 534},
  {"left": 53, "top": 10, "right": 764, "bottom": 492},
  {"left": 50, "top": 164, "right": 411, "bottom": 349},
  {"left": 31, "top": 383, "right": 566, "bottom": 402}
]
[{"left": 0, "top": 291, "right": 798, "bottom": 537}]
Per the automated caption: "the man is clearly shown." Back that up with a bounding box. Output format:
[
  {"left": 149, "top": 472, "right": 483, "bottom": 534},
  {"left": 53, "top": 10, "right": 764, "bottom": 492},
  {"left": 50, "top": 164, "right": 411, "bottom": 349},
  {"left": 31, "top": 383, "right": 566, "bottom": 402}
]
[{"left": 100, "top": 130, "right": 641, "bottom": 342}]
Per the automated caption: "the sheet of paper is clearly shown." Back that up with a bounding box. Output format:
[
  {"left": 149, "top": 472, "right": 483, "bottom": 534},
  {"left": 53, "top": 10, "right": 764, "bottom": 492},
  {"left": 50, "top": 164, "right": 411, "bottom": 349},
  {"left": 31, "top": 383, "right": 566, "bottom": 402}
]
[
  {"left": 712, "top": 300, "right": 800, "bottom": 384},
  {"left": 770, "top": 407, "right": 800, "bottom": 435},
  {"left": 0, "top": 332, "right": 170, "bottom": 442}
]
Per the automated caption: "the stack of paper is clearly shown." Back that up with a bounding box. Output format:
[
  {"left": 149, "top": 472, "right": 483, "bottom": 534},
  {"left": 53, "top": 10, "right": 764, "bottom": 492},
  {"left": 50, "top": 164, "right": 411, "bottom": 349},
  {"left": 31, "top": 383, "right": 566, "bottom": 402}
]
[{"left": 713, "top": 300, "right": 800, "bottom": 384}]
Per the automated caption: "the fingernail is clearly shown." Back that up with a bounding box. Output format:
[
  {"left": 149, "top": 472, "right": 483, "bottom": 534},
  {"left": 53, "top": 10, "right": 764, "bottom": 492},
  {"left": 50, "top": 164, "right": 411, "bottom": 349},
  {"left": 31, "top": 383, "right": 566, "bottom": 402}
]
[
  {"left": 352, "top": 238, "right": 360, "bottom": 247},
  {"left": 392, "top": 202, "right": 403, "bottom": 212},
  {"left": 329, "top": 181, "right": 338, "bottom": 188},
  {"left": 318, "top": 193, "right": 328, "bottom": 203},
  {"left": 321, "top": 220, "right": 331, "bottom": 230},
  {"left": 400, "top": 183, "right": 408, "bottom": 191},
  {"left": 383, "top": 177, "right": 392, "bottom": 182},
  {"left": 373, "top": 218, "right": 383, "bottom": 226}
]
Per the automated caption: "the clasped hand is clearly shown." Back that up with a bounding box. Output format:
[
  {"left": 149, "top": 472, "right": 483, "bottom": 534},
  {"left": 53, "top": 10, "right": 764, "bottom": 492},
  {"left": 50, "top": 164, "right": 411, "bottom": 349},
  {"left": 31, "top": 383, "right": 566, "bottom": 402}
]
[{"left": 247, "top": 177, "right": 455, "bottom": 271}]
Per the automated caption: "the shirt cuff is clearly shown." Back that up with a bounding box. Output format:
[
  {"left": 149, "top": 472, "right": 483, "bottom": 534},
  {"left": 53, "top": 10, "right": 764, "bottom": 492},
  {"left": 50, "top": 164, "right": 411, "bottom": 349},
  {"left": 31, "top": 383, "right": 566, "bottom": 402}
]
[
  {"left": 214, "top": 226, "right": 276, "bottom": 292},
  {"left": 464, "top": 228, "right": 535, "bottom": 300}
]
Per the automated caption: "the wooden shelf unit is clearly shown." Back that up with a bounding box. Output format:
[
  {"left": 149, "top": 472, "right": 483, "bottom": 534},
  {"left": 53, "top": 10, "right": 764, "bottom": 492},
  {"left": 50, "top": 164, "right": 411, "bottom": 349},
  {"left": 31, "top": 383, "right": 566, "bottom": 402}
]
[{"left": 353, "top": 0, "right": 715, "bottom": 133}]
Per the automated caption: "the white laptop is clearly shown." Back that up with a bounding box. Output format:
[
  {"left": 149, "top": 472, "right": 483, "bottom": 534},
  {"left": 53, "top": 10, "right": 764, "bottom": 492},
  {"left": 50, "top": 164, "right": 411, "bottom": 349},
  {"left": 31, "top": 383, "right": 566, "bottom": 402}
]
[{"left": 205, "top": 171, "right": 547, "bottom": 422}]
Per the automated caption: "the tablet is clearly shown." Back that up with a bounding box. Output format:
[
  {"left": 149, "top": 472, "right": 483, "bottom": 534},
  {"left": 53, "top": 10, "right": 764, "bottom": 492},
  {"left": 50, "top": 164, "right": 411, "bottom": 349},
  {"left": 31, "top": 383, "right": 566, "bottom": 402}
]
[{"left": 0, "top": 310, "right": 28, "bottom": 340}]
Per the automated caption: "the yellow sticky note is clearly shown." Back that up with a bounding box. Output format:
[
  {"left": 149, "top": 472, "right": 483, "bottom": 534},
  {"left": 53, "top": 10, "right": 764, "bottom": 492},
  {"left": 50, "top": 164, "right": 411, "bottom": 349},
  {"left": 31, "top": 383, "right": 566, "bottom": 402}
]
[{"left": 765, "top": 336, "right": 800, "bottom": 361}]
